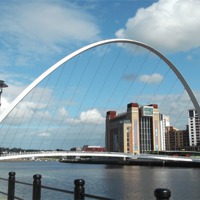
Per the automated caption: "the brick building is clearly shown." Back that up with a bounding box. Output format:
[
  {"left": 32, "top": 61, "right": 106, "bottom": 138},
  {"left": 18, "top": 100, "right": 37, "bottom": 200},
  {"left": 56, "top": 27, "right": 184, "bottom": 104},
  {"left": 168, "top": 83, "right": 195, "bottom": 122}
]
[{"left": 106, "top": 103, "right": 161, "bottom": 154}]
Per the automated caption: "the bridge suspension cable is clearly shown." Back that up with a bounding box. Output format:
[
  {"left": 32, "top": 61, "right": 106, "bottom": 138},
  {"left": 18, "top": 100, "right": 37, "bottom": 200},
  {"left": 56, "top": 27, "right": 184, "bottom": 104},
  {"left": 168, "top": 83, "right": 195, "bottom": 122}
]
[{"left": 0, "top": 39, "right": 199, "bottom": 150}]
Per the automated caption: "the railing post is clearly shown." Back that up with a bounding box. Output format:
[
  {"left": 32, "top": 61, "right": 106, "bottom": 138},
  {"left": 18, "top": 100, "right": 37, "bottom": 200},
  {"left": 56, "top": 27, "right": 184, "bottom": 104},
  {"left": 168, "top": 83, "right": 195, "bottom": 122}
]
[
  {"left": 154, "top": 188, "right": 171, "bottom": 200},
  {"left": 7, "top": 172, "right": 15, "bottom": 200},
  {"left": 74, "top": 179, "right": 85, "bottom": 200},
  {"left": 32, "top": 174, "right": 42, "bottom": 200}
]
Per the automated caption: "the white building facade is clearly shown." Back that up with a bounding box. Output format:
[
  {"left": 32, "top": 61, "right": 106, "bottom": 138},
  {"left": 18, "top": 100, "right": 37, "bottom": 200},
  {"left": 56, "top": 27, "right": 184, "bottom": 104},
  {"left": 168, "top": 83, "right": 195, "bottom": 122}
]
[
  {"left": 160, "top": 114, "right": 170, "bottom": 151},
  {"left": 188, "top": 109, "right": 200, "bottom": 146}
]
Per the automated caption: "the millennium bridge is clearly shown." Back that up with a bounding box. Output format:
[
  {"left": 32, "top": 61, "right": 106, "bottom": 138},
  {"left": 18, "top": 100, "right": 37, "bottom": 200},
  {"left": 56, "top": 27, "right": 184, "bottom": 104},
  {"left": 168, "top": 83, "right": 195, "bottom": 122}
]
[
  {"left": 0, "top": 38, "right": 200, "bottom": 161},
  {"left": 0, "top": 150, "right": 199, "bottom": 164}
]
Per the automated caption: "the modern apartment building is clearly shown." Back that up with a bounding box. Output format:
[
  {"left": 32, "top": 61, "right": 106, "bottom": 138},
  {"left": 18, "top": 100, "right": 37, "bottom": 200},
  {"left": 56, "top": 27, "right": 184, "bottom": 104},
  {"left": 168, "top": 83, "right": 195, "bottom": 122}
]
[
  {"left": 165, "top": 126, "right": 189, "bottom": 150},
  {"left": 188, "top": 109, "right": 200, "bottom": 146},
  {"left": 106, "top": 103, "right": 161, "bottom": 154},
  {"left": 160, "top": 114, "right": 170, "bottom": 151}
]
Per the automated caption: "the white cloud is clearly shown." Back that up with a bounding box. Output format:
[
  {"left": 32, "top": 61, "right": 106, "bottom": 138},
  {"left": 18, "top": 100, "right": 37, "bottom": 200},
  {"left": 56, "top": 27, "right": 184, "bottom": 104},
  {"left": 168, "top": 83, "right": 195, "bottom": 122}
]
[
  {"left": 0, "top": 1, "right": 100, "bottom": 43},
  {"left": 14, "top": 1, "right": 99, "bottom": 43},
  {"left": 0, "top": 72, "right": 30, "bottom": 103},
  {"left": 58, "top": 107, "right": 69, "bottom": 118},
  {"left": 0, "top": 82, "right": 54, "bottom": 124},
  {"left": 79, "top": 108, "right": 104, "bottom": 124},
  {"left": 139, "top": 73, "right": 163, "bottom": 83},
  {"left": 66, "top": 108, "right": 105, "bottom": 125},
  {"left": 38, "top": 132, "right": 51, "bottom": 137},
  {"left": 116, "top": 0, "right": 200, "bottom": 52},
  {"left": 0, "top": 0, "right": 100, "bottom": 67},
  {"left": 1, "top": 97, "right": 10, "bottom": 111}
]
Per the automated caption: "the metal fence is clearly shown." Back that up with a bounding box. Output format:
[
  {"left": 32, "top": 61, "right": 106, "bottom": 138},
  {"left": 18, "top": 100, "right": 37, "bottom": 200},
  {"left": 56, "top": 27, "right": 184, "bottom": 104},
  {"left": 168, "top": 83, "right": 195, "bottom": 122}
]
[{"left": 0, "top": 172, "right": 171, "bottom": 200}]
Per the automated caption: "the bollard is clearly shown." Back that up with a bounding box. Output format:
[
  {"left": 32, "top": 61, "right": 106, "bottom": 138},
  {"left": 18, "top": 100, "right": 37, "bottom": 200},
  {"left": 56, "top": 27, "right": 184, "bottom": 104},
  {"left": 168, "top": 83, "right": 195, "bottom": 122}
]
[
  {"left": 74, "top": 179, "right": 85, "bottom": 200},
  {"left": 7, "top": 172, "right": 16, "bottom": 200},
  {"left": 32, "top": 174, "right": 42, "bottom": 200},
  {"left": 154, "top": 188, "right": 171, "bottom": 200}
]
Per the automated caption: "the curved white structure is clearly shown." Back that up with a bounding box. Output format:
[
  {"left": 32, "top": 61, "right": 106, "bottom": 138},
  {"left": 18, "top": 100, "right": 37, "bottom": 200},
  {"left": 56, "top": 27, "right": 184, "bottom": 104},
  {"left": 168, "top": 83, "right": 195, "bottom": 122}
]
[
  {"left": 0, "top": 151, "right": 196, "bottom": 162},
  {"left": 0, "top": 38, "right": 199, "bottom": 122},
  {"left": 0, "top": 151, "right": 130, "bottom": 160}
]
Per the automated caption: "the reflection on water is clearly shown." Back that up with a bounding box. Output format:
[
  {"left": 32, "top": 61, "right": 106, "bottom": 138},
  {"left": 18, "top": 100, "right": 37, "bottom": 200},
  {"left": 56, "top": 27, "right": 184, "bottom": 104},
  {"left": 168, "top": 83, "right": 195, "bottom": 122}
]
[{"left": 0, "top": 161, "right": 200, "bottom": 199}]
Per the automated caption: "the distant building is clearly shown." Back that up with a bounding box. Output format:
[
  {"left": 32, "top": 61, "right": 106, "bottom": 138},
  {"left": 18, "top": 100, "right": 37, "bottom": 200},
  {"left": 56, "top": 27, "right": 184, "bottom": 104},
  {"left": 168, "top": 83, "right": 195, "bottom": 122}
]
[
  {"left": 188, "top": 109, "right": 200, "bottom": 146},
  {"left": 165, "top": 126, "right": 189, "bottom": 150},
  {"left": 160, "top": 114, "right": 170, "bottom": 151},
  {"left": 106, "top": 103, "right": 161, "bottom": 154},
  {"left": 82, "top": 145, "right": 105, "bottom": 152},
  {"left": 70, "top": 145, "right": 105, "bottom": 152},
  {"left": 70, "top": 147, "right": 82, "bottom": 151}
]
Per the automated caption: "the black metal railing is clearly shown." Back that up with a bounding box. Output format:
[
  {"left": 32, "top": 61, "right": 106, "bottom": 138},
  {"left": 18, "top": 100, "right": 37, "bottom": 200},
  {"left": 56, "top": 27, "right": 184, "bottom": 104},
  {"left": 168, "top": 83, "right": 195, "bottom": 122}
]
[{"left": 0, "top": 172, "right": 171, "bottom": 200}]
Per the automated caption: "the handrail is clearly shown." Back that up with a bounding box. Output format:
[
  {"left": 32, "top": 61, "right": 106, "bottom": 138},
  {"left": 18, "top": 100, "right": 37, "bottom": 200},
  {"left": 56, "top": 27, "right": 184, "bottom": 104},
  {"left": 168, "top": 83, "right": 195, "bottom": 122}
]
[
  {"left": 0, "top": 171, "right": 171, "bottom": 200},
  {"left": 0, "top": 172, "right": 171, "bottom": 200},
  {"left": 0, "top": 172, "right": 115, "bottom": 200}
]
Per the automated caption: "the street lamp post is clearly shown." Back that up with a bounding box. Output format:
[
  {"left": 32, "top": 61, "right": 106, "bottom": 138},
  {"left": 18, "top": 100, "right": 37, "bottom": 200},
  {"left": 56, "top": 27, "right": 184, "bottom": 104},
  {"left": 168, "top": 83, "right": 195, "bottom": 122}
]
[{"left": 0, "top": 80, "right": 8, "bottom": 107}]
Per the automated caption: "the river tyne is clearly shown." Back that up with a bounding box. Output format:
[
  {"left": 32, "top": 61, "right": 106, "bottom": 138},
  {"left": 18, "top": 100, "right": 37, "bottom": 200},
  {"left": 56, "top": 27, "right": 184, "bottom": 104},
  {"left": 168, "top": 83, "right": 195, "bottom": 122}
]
[{"left": 0, "top": 161, "right": 200, "bottom": 200}]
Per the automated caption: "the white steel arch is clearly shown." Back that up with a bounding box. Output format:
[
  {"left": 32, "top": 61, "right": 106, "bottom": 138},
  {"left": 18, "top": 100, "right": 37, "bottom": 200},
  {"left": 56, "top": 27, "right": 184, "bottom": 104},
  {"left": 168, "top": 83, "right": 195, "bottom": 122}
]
[{"left": 0, "top": 38, "right": 199, "bottom": 122}]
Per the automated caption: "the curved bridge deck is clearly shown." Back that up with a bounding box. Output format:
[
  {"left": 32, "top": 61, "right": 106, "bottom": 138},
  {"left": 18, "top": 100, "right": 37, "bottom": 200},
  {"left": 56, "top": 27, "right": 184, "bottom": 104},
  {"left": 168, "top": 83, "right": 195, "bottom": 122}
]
[{"left": 0, "top": 151, "right": 199, "bottom": 164}]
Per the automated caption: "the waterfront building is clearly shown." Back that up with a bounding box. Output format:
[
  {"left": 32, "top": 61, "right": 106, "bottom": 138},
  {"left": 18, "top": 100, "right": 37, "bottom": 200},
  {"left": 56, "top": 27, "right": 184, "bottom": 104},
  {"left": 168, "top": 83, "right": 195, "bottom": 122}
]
[
  {"left": 70, "top": 147, "right": 82, "bottom": 151},
  {"left": 82, "top": 145, "right": 105, "bottom": 152},
  {"left": 165, "top": 126, "right": 189, "bottom": 150},
  {"left": 70, "top": 145, "right": 105, "bottom": 152},
  {"left": 106, "top": 103, "right": 161, "bottom": 154},
  {"left": 188, "top": 109, "right": 200, "bottom": 146},
  {"left": 159, "top": 114, "right": 170, "bottom": 151}
]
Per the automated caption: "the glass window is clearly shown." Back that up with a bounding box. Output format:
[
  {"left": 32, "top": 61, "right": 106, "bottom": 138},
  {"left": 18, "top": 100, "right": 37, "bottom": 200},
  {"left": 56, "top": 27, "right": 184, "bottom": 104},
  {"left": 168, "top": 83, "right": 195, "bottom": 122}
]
[{"left": 189, "top": 110, "right": 194, "bottom": 118}]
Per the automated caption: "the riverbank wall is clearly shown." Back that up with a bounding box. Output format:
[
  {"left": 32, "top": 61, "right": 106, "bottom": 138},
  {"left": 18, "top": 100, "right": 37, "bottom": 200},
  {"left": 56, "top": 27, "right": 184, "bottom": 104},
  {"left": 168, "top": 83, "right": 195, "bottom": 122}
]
[{"left": 60, "top": 158, "right": 200, "bottom": 168}]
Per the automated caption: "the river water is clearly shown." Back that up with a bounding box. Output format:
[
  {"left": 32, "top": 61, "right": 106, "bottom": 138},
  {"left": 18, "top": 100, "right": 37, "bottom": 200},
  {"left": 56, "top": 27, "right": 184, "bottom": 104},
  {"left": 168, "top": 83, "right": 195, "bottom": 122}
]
[{"left": 0, "top": 161, "right": 199, "bottom": 200}]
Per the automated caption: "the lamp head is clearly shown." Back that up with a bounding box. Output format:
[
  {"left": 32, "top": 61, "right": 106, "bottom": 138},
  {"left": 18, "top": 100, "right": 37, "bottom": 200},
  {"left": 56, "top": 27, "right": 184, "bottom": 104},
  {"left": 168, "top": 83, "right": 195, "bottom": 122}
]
[{"left": 0, "top": 80, "right": 8, "bottom": 89}]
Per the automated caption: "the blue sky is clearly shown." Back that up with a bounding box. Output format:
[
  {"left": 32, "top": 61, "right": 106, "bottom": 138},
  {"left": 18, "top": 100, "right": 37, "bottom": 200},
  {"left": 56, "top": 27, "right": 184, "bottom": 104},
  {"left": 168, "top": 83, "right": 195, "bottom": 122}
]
[{"left": 0, "top": 0, "right": 200, "bottom": 149}]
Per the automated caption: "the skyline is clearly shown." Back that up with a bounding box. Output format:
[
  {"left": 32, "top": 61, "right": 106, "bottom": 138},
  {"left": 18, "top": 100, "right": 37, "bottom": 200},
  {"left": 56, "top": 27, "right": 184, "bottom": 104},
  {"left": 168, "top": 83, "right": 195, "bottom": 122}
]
[{"left": 0, "top": 0, "right": 200, "bottom": 149}]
